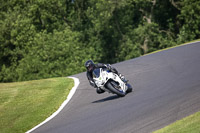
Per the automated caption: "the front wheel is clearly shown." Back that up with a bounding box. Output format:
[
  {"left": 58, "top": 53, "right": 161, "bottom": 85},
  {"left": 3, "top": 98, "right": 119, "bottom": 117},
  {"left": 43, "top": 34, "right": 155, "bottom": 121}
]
[
  {"left": 126, "top": 83, "right": 133, "bottom": 93},
  {"left": 106, "top": 81, "right": 126, "bottom": 97}
]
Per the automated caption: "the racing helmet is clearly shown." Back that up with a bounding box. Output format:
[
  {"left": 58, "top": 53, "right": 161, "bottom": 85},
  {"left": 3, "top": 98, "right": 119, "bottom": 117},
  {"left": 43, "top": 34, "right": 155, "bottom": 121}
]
[{"left": 85, "top": 60, "right": 95, "bottom": 72}]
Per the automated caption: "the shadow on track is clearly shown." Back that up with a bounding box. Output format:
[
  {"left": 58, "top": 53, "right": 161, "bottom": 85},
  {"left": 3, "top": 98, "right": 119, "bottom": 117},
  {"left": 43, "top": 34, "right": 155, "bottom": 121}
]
[{"left": 92, "top": 95, "right": 121, "bottom": 103}]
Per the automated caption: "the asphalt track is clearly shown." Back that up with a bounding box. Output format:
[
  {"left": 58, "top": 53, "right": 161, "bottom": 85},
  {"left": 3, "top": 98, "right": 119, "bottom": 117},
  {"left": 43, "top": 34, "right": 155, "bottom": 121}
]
[{"left": 33, "top": 42, "right": 200, "bottom": 133}]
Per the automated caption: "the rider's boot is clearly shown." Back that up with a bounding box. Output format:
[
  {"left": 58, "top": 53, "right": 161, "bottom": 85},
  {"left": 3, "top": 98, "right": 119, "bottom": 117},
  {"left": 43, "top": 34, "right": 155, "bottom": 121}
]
[{"left": 96, "top": 87, "right": 105, "bottom": 94}]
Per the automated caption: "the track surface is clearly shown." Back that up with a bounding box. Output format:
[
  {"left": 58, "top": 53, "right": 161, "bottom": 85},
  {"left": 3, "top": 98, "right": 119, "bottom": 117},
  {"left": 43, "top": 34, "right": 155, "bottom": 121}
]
[{"left": 33, "top": 42, "right": 200, "bottom": 133}]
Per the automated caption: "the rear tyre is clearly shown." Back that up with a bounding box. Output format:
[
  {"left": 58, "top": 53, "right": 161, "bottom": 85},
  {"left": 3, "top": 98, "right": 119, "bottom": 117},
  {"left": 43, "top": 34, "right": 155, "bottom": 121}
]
[{"left": 106, "top": 81, "right": 126, "bottom": 97}]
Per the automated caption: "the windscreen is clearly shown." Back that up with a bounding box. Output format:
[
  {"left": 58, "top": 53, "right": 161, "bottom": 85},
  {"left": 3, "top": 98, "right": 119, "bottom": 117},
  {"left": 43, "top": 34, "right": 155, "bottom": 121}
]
[{"left": 92, "top": 68, "right": 100, "bottom": 78}]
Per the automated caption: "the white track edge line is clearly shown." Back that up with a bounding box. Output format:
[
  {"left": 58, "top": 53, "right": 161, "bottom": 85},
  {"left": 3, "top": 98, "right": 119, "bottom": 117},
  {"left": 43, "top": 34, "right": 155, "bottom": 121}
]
[{"left": 26, "top": 76, "right": 80, "bottom": 133}]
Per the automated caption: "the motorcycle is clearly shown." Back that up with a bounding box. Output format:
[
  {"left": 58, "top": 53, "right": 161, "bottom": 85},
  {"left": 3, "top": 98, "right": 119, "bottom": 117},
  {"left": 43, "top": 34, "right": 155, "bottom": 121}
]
[{"left": 92, "top": 68, "right": 132, "bottom": 97}]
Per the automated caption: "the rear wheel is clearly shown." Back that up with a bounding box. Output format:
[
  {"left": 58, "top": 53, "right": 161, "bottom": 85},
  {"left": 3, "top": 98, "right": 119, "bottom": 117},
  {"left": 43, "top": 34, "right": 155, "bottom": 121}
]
[{"left": 106, "top": 81, "right": 126, "bottom": 97}]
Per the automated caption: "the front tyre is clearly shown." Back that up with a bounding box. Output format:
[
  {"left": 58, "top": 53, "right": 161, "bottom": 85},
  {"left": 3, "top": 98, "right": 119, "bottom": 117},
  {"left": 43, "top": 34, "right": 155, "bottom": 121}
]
[
  {"left": 126, "top": 83, "right": 133, "bottom": 93},
  {"left": 106, "top": 81, "right": 126, "bottom": 97}
]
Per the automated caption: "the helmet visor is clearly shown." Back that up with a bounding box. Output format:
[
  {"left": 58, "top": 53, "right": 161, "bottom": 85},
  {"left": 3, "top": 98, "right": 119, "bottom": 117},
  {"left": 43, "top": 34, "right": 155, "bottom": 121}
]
[{"left": 88, "top": 65, "right": 93, "bottom": 71}]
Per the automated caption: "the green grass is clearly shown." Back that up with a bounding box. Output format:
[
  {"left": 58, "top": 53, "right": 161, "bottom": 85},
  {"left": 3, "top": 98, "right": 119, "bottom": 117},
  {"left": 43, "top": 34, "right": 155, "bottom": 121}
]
[
  {"left": 154, "top": 111, "right": 200, "bottom": 133},
  {"left": 0, "top": 77, "right": 74, "bottom": 133}
]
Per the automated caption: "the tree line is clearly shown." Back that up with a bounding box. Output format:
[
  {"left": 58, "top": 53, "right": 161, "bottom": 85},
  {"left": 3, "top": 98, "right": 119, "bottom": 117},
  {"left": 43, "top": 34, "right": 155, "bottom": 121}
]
[{"left": 0, "top": 0, "right": 199, "bottom": 82}]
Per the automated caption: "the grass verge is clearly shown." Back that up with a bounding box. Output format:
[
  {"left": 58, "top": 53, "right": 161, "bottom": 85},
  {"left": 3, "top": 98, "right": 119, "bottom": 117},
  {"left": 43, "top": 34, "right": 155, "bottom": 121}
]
[
  {"left": 0, "top": 77, "right": 74, "bottom": 133},
  {"left": 154, "top": 111, "right": 200, "bottom": 133}
]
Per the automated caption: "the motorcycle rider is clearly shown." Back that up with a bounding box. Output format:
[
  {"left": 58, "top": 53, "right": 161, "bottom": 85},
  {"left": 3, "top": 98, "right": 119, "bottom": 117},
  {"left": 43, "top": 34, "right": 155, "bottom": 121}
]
[{"left": 85, "top": 60, "right": 127, "bottom": 94}]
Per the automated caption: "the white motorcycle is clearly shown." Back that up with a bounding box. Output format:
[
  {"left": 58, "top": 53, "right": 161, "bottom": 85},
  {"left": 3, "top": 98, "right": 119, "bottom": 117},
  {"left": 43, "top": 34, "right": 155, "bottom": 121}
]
[{"left": 92, "top": 68, "right": 132, "bottom": 97}]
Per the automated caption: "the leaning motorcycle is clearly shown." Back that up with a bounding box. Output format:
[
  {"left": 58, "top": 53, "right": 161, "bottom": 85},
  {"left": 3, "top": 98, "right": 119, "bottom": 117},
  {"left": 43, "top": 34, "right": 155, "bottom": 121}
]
[{"left": 92, "top": 68, "right": 132, "bottom": 97}]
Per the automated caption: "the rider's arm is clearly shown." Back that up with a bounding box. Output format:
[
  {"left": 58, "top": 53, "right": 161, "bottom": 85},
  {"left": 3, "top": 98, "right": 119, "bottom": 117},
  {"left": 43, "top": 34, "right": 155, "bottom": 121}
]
[
  {"left": 96, "top": 63, "right": 118, "bottom": 74},
  {"left": 86, "top": 71, "right": 97, "bottom": 88},
  {"left": 96, "top": 63, "right": 109, "bottom": 69}
]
